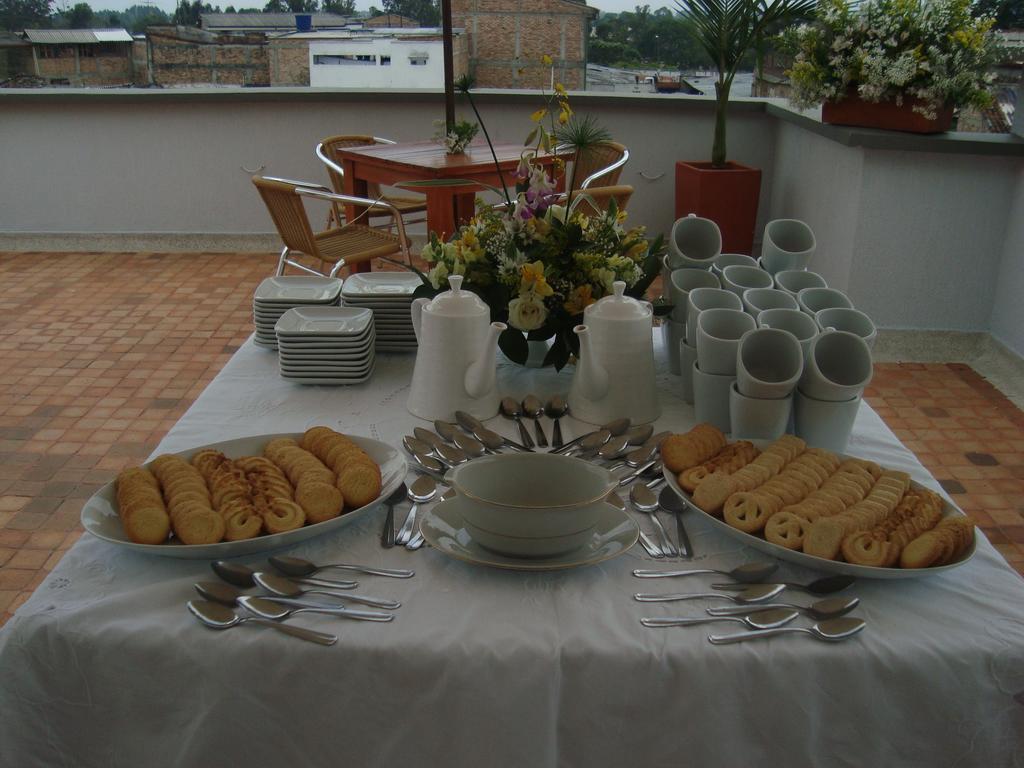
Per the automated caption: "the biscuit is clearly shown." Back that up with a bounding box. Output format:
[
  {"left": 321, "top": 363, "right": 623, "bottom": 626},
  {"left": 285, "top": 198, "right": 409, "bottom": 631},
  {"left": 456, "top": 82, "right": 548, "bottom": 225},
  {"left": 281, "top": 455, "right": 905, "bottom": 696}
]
[
  {"left": 661, "top": 424, "right": 727, "bottom": 474},
  {"left": 295, "top": 482, "right": 344, "bottom": 524}
]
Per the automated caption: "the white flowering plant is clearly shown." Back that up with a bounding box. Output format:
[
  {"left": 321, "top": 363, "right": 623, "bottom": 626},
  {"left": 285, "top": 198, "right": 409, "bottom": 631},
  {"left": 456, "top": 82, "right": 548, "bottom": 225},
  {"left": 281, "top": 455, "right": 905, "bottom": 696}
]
[
  {"left": 409, "top": 61, "right": 665, "bottom": 370},
  {"left": 434, "top": 118, "right": 479, "bottom": 154},
  {"left": 779, "top": 0, "right": 1000, "bottom": 119}
]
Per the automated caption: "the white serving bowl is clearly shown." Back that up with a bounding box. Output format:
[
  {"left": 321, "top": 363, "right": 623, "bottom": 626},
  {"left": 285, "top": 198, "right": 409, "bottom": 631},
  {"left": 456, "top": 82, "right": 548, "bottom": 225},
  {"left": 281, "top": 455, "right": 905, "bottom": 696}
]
[{"left": 447, "top": 453, "right": 617, "bottom": 557}]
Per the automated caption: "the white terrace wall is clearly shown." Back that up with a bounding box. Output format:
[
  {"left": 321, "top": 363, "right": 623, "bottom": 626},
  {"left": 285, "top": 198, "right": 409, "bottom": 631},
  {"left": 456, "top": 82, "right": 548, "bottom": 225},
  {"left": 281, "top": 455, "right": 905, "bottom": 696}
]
[{"left": 1, "top": 88, "right": 1022, "bottom": 345}]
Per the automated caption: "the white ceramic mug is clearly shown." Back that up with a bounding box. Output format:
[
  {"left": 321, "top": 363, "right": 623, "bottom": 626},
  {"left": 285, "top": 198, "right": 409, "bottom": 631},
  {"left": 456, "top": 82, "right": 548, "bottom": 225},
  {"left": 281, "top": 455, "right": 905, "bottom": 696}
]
[
  {"left": 721, "top": 264, "right": 773, "bottom": 298},
  {"left": 669, "top": 268, "right": 720, "bottom": 323},
  {"left": 815, "top": 307, "right": 877, "bottom": 350},
  {"left": 775, "top": 269, "right": 827, "bottom": 297},
  {"left": 756, "top": 308, "right": 820, "bottom": 364},
  {"left": 693, "top": 361, "right": 734, "bottom": 433},
  {"left": 685, "top": 287, "right": 743, "bottom": 347},
  {"left": 713, "top": 253, "right": 758, "bottom": 277},
  {"left": 669, "top": 214, "right": 722, "bottom": 268},
  {"left": 736, "top": 327, "right": 803, "bottom": 399},
  {"left": 742, "top": 287, "right": 799, "bottom": 316},
  {"left": 730, "top": 382, "right": 793, "bottom": 441},
  {"left": 761, "top": 219, "right": 816, "bottom": 275},
  {"left": 799, "top": 329, "right": 873, "bottom": 402},
  {"left": 797, "top": 287, "right": 853, "bottom": 315},
  {"left": 794, "top": 389, "right": 861, "bottom": 453},
  {"left": 661, "top": 319, "right": 684, "bottom": 375},
  {"left": 680, "top": 340, "right": 697, "bottom": 404},
  {"left": 696, "top": 308, "right": 756, "bottom": 376}
]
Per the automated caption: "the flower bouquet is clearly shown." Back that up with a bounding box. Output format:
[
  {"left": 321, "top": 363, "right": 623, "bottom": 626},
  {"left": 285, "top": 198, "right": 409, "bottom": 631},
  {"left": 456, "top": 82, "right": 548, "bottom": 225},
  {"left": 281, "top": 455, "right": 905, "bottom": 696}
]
[
  {"left": 779, "top": 0, "right": 1000, "bottom": 130},
  {"left": 435, "top": 118, "right": 480, "bottom": 155},
  {"left": 410, "top": 67, "right": 665, "bottom": 370}
]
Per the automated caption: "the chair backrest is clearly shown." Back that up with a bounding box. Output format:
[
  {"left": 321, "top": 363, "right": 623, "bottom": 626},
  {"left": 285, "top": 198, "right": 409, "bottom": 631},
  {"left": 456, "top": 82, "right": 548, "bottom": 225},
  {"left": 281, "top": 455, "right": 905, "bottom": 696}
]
[
  {"left": 570, "top": 141, "right": 628, "bottom": 189},
  {"left": 317, "top": 135, "right": 391, "bottom": 197},
  {"left": 252, "top": 176, "right": 320, "bottom": 257},
  {"left": 567, "top": 184, "right": 634, "bottom": 217}
]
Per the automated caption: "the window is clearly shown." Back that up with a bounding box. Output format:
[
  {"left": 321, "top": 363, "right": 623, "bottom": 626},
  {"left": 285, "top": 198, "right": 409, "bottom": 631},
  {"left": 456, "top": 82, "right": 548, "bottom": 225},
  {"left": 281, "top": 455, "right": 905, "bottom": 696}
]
[
  {"left": 409, "top": 55, "right": 428, "bottom": 66},
  {"left": 380, "top": 55, "right": 391, "bottom": 66},
  {"left": 40, "top": 45, "right": 74, "bottom": 59},
  {"left": 313, "top": 54, "right": 377, "bottom": 65}
]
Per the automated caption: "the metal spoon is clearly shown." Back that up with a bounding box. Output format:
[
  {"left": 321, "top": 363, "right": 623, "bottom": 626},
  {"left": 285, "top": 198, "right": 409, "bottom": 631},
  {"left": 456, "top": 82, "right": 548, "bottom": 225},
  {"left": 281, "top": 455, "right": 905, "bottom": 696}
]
[
  {"left": 712, "top": 574, "right": 855, "bottom": 595},
  {"left": 268, "top": 555, "right": 414, "bottom": 580},
  {"left": 405, "top": 487, "right": 455, "bottom": 551},
  {"left": 402, "top": 436, "right": 466, "bottom": 468},
  {"left": 607, "top": 489, "right": 661, "bottom": 558},
  {"left": 658, "top": 485, "right": 692, "bottom": 559},
  {"left": 570, "top": 429, "right": 611, "bottom": 458},
  {"left": 544, "top": 395, "right": 568, "bottom": 448},
  {"left": 642, "top": 607, "right": 799, "bottom": 629},
  {"left": 633, "top": 562, "right": 778, "bottom": 581},
  {"left": 434, "top": 420, "right": 462, "bottom": 443},
  {"left": 196, "top": 581, "right": 366, "bottom": 615},
  {"left": 624, "top": 424, "right": 654, "bottom": 445},
  {"left": 500, "top": 397, "right": 535, "bottom": 448},
  {"left": 381, "top": 482, "right": 407, "bottom": 548},
  {"left": 413, "top": 427, "right": 446, "bottom": 450},
  {"left": 212, "top": 559, "right": 357, "bottom": 590},
  {"left": 522, "top": 395, "right": 548, "bottom": 447},
  {"left": 455, "top": 410, "right": 484, "bottom": 434},
  {"left": 551, "top": 418, "right": 630, "bottom": 454},
  {"left": 187, "top": 599, "right": 337, "bottom": 645},
  {"left": 630, "top": 482, "right": 677, "bottom": 557},
  {"left": 252, "top": 572, "right": 401, "bottom": 610},
  {"left": 707, "top": 595, "right": 861, "bottom": 621},
  {"left": 237, "top": 595, "right": 394, "bottom": 623},
  {"left": 452, "top": 431, "right": 487, "bottom": 458},
  {"left": 474, "top": 426, "right": 533, "bottom": 453},
  {"left": 396, "top": 474, "right": 437, "bottom": 545},
  {"left": 708, "top": 616, "right": 866, "bottom": 645},
  {"left": 411, "top": 451, "right": 446, "bottom": 478},
  {"left": 634, "top": 583, "right": 786, "bottom": 603},
  {"left": 597, "top": 434, "right": 632, "bottom": 461}
]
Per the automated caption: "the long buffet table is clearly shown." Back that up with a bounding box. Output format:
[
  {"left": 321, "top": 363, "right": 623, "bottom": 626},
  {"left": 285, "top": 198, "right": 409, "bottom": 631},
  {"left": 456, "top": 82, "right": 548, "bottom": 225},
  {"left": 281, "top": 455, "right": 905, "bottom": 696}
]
[{"left": 2, "top": 333, "right": 1024, "bottom": 768}]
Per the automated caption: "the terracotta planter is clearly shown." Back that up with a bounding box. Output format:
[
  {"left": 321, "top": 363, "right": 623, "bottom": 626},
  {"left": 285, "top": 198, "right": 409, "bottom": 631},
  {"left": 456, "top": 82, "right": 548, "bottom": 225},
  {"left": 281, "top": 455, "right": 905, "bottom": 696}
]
[
  {"left": 822, "top": 95, "right": 953, "bottom": 134},
  {"left": 674, "top": 161, "right": 761, "bottom": 255}
]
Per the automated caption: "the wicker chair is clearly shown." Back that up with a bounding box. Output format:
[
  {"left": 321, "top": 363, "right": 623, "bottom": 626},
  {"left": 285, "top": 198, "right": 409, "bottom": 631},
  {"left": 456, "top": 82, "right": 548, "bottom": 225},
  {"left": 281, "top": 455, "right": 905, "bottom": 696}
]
[
  {"left": 559, "top": 141, "right": 630, "bottom": 190},
  {"left": 315, "top": 135, "right": 427, "bottom": 229},
  {"left": 252, "top": 176, "right": 411, "bottom": 277},
  {"left": 562, "top": 184, "right": 635, "bottom": 217}
]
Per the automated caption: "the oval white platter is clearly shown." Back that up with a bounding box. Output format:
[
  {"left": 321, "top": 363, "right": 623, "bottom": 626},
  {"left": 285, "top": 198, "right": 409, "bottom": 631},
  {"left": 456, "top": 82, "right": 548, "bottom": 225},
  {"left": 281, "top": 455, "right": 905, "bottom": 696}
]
[
  {"left": 662, "top": 450, "right": 976, "bottom": 579},
  {"left": 81, "top": 433, "right": 406, "bottom": 559}
]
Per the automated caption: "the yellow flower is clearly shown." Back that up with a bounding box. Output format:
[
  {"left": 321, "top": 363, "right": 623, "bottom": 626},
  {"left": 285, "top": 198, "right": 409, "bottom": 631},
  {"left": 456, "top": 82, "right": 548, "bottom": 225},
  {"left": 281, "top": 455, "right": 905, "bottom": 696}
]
[
  {"left": 541, "top": 54, "right": 553, "bottom": 67},
  {"left": 558, "top": 110, "right": 570, "bottom": 125},
  {"left": 530, "top": 108, "right": 548, "bottom": 123},
  {"left": 520, "top": 260, "right": 554, "bottom": 297},
  {"left": 555, "top": 82, "right": 567, "bottom": 96},
  {"left": 564, "top": 285, "right": 595, "bottom": 315}
]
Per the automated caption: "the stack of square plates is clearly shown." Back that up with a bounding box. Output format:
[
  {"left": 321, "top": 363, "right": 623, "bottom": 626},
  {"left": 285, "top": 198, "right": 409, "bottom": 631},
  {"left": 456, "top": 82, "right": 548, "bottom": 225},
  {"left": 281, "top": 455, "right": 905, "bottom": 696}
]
[
  {"left": 341, "top": 272, "right": 420, "bottom": 352},
  {"left": 274, "top": 307, "right": 376, "bottom": 385},
  {"left": 253, "top": 276, "right": 343, "bottom": 350}
]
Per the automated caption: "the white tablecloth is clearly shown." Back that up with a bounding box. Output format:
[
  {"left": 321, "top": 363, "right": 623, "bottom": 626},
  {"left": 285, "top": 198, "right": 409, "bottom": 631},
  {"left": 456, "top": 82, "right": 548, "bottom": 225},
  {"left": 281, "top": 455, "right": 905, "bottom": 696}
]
[{"left": 2, "top": 333, "right": 1024, "bottom": 768}]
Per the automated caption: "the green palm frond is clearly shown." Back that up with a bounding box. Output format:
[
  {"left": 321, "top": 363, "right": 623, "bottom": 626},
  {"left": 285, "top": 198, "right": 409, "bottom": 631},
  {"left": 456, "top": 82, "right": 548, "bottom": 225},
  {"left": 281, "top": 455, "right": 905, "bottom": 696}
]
[{"left": 554, "top": 115, "right": 612, "bottom": 153}]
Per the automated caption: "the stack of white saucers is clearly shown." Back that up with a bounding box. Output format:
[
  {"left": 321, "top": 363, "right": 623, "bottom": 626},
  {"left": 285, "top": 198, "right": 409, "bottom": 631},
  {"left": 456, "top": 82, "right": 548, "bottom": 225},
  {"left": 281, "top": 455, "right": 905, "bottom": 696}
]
[
  {"left": 274, "top": 307, "right": 376, "bottom": 385},
  {"left": 253, "top": 276, "right": 343, "bottom": 350},
  {"left": 341, "top": 272, "right": 420, "bottom": 352}
]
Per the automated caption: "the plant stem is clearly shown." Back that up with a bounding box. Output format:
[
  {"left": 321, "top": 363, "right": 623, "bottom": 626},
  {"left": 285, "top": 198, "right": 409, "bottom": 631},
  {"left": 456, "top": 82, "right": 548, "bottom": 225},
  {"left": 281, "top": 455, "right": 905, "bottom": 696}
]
[
  {"left": 712, "top": 78, "right": 731, "bottom": 168},
  {"left": 463, "top": 90, "right": 513, "bottom": 208}
]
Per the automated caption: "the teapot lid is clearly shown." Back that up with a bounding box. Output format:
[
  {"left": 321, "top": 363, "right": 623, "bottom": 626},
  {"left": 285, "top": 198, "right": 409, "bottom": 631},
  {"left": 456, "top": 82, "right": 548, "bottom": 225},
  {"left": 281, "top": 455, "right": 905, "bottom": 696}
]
[
  {"left": 584, "top": 281, "right": 651, "bottom": 320},
  {"left": 426, "top": 275, "right": 489, "bottom": 317}
]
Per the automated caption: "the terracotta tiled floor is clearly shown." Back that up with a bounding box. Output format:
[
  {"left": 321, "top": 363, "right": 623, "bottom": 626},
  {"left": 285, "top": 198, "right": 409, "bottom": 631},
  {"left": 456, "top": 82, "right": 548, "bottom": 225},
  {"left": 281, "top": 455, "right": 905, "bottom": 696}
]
[{"left": 0, "top": 253, "right": 1021, "bottom": 628}]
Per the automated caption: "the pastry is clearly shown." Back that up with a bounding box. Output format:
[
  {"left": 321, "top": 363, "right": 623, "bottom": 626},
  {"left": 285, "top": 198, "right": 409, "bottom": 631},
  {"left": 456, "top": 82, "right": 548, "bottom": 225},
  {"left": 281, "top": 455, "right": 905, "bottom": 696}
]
[{"left": 661, "top": 424, "right": 727, "bottom": 474}]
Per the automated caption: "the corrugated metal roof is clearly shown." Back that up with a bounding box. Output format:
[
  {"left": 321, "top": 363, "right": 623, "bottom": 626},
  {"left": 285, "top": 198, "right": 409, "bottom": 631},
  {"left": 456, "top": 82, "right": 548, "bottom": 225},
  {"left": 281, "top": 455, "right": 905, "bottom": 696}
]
[
  {"left": 201, "top": 13, "right": 349, "bottom": 29},
  {"left": 22, "top": 28, "right": 131, "bottom": 44}
]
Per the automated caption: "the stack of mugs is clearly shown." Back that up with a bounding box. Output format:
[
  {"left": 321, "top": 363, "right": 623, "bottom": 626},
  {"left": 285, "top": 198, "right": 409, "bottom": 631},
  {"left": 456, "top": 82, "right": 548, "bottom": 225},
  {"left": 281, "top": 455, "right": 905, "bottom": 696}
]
[{"left": 665, "top": 215, "right": 879, "bottom": 452}]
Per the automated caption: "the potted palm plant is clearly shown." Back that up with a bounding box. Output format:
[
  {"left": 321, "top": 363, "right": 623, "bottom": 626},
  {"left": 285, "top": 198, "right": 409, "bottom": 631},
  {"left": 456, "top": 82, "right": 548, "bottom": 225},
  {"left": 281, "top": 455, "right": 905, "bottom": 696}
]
[{"left": 674, "top": 0, "right": 816, "bottom": 253}]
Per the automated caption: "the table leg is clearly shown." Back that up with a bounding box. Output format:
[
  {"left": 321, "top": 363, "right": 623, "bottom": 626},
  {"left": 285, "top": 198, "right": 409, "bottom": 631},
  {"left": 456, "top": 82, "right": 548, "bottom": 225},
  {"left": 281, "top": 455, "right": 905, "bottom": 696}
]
[
  {"left": 342, "top": 160, "right": 373, "bottom": 273},
  {"left": 426, "top": 191, "right": 457, "bottom": 241},
  {"left": 454, "top": 193, "right": 477, "bottom": 228}
]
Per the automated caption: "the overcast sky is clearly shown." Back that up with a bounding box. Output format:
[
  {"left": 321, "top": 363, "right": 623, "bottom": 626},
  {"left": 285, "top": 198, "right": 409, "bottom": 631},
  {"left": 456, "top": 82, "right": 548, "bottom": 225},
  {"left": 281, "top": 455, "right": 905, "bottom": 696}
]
[{"left": 84, "top": 0, "right": 652, "bottom": 21}]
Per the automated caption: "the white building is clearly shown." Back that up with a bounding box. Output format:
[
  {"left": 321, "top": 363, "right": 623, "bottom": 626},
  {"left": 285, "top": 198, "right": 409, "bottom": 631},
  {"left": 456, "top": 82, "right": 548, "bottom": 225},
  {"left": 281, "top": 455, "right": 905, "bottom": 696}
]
[{"left": 294, "top": 28, "right": 467, "bottom": 89}]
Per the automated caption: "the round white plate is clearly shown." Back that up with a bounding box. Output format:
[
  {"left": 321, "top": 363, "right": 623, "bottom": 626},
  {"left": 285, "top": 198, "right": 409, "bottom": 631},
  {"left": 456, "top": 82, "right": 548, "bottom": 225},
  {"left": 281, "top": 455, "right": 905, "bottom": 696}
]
[
  {"left": 81, "top": 433, "right": 405, "bottom": 559},
  {"left": 420, "top": 497, "right": 639, "bottom": 571},
  {"left": 662, "top": 451, "right": 976, "bottom": 579},
  {"left": 254, "top": 275, "right": 343, "bottom": 303}
]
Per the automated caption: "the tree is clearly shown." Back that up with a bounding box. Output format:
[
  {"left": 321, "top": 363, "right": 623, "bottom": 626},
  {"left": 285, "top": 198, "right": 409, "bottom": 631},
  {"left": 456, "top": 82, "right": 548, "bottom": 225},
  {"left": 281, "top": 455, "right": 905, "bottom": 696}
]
[
  {"left": 105, "top": 11, "right": 119, "bottom": 24},
  {"left": 381, "top": 0, "right": 438, "bottom": 25},
  {"left": 1, "top": 0, "right": 52, "bottom": 30},
  {"left": 972, "top": 0, "right": 1024, "bottom": 28},
  {"left": 173, "top": 0, "right": 217, "bottom": 25},
  {"left": 322, "top": 0, "right": 355, "bottom": 14},
  {"left": 67, "top": 0, "right": 91, "bottom": 26}
]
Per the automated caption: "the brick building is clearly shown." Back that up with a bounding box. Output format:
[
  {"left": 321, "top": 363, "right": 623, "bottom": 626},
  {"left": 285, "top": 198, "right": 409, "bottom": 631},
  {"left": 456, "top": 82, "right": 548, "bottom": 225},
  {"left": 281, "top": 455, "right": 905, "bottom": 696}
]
[
  {"left": 20, "top": 29, "right": 134, "bottom": 87},
  {"left": 145, "top": 26, "right": 269, "bottom": 87},
  {"left": 451, "top": 0, "right": 596, "bottom": 90},
  {"left": 363, "top": 13, "right": 421, "bottom": 28}
]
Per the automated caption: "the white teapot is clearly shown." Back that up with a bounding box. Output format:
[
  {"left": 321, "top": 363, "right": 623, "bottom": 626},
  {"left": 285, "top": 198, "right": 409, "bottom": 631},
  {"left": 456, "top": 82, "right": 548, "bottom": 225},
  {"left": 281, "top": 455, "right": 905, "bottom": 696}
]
[
  {"left": 568, "top": 280, "right": 660, "bottom": 425},
  {"left": 408, "top": 275, "right": 506, "bottom": 421}
]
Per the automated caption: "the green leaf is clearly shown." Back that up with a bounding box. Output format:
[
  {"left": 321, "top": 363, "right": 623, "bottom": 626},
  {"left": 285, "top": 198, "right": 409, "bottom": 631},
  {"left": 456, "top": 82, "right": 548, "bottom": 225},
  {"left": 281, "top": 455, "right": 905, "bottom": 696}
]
[
  {"left": 498, "top": 326, "right": 529, "bottom": 364},
  {"left": 524, "top": 127, "right": 539, "bottom": 147},
  {"left": 543, "top": 332, "right": 571, "bottom": 371},
  {"left": 527, "top": 326, "right": 555, "bottom": 341}
]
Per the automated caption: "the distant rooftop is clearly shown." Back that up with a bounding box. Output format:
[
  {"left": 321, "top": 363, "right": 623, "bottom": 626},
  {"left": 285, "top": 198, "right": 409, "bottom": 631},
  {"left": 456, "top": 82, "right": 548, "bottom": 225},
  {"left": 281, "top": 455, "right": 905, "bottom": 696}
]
[
  {"left": 200, "top": 12, "right": 351, "bottom": 31},
  {"left": 22, "top": 28, "right": 132, "bottom": 44}
]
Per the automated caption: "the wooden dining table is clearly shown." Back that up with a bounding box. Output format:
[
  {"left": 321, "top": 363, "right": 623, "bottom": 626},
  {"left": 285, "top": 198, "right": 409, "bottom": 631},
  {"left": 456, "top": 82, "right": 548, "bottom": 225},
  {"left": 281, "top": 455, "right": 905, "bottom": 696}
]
[{"left": 333, "top": 140, "right": 559, "bottom": 242}]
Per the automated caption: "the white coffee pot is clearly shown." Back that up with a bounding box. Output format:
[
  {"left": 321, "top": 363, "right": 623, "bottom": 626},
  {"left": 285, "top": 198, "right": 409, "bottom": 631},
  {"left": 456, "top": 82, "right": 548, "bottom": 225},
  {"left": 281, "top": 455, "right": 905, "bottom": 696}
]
[
  {"left": 569, "top": 281, "right": 660, "bottom": 425},
  {"left": 408, "top": 275, "right": 506, "bottom": 421}
]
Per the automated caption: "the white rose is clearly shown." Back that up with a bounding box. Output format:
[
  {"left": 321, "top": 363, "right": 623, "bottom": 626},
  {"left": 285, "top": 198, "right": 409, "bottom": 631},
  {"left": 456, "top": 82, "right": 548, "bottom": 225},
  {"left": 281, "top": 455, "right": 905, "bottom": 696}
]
[{"left": 507, "top": 295, "right": 549, "bottom": 331}]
